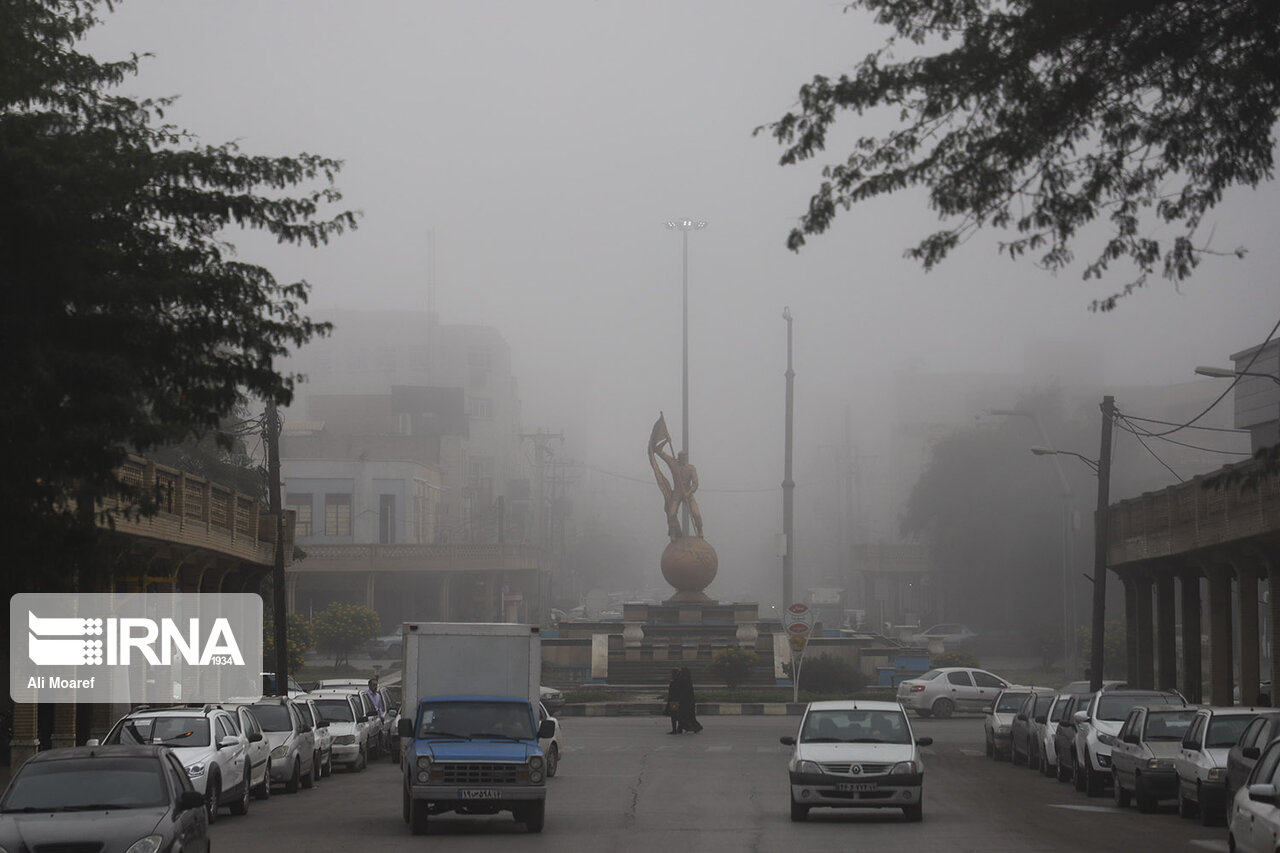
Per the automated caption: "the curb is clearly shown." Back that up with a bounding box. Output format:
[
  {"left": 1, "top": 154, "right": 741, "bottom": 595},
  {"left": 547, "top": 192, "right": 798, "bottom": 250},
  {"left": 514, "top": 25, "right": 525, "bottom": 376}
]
[{"left": 557, "top": 702, "right": 807, "bottom": 717}]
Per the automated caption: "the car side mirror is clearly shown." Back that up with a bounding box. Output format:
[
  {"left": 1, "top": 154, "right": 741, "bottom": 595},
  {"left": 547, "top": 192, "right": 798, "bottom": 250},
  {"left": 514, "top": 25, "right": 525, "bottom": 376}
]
[
  {"left": 1034, "top": 716, "right": 1047, "bottom": 724},
  {"left": 217, "top": 735, "right": 240, "bottom": 750},
  {"left": 916, "top": 736, "right": 934, "bottom": 747},
  {"left": 299, "top": 722, "right": 311, "bottom": 733},
  {"left": 179, "top": 790, "right": 206, "bottom": 811},
  {"left": 983, "top": 705, "right": 993, "bottom": 714},
  {"left": 1015, "top": 713, "right": 1026, "bottom": 721},
  {"left": 1124, "top": 733, "right": 1140, "bottom": 744},
  {"left": 1249, "top": 783, "right": 1279, "bottom": 806},
  {"left": 319, "top": 721, "right": 329, "bottom": 729},
  {"left": 398, "top": 718, "right": 413, "bottom": 738},
  {"left": 86, "top": 738, "right": 100, "bottom": 747},
  {"left": 1073, "top": 711, "right": 1088, "bottom": 724},
  {"left": 780, "top": 735, "right": 796, "bottom": 746},
  {"left": 248, "top": 731, "right": 263, "bottom": 743},
  {"left": 537, "top": 720, "right": 555, "bottom": 739},
  {"left": 1245, "top": 746, "right": 1261, "bottom": 760}
]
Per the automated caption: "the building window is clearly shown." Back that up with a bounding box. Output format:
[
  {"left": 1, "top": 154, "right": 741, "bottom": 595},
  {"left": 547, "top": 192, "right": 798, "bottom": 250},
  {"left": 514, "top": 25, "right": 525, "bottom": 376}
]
[
  {"left": 468, "top": 397, "right": 492, "bottom": 420},
  {"left": 324, "top": 493, "right": 352, "bottom": 537},
  {"left": 379, "top": 494, "right": 396, "bottom": 545},
  {"left": 286, "top": 493, "right": 313, "bottom": 537}
]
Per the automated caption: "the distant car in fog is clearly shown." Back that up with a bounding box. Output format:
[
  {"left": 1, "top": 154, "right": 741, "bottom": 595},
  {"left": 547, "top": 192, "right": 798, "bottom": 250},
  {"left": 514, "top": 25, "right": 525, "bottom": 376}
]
[{"left": 910, "top": 623, "right": 978, "bottom": 646}]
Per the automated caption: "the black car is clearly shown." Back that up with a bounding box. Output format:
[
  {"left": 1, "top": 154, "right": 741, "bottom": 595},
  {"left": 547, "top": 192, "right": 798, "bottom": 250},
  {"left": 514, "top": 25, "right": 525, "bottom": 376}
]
[
  {"left": 1052, "top": 693, "right": 1092, "bottom": 782},
  {"left": 0, "top": 744, "right": 209, "bottom": 853},
  {"left": 1226, "top": 709, "right": 1280, "bottom": 802}
]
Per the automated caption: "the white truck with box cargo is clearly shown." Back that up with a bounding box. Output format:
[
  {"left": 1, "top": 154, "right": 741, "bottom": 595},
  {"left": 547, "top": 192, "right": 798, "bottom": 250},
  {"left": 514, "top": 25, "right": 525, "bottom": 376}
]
[{"left": 397, "top": 622, "right": 554, "bottom": 834}]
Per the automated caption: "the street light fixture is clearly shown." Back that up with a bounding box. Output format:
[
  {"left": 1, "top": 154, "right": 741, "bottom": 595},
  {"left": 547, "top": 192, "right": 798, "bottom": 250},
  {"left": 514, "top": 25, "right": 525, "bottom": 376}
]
[
  {"left": 665, "top": 218, "right": 708, "bottom": 536},
  {"left": 1195, "top": 365, "right": 1280, "bottom": 384},
  {"left": 1031, "top": 446, "right": 1101, "bottom": 475}
]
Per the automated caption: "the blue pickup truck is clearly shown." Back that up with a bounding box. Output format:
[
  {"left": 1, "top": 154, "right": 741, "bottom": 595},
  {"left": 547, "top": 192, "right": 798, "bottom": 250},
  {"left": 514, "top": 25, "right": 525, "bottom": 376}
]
[{"left": 400, "top": 695, "right": 555, "bottom": 834}]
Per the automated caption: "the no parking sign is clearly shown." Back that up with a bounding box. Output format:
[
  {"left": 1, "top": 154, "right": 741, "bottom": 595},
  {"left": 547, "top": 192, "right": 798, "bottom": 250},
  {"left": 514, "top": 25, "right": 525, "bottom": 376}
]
[{"left": 783, "top": 603, "right": 814, "bottom": 700}]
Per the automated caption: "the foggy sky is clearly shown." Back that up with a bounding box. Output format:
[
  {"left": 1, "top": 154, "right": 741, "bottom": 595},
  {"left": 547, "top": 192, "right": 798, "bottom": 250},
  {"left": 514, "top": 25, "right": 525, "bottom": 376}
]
[{"left": 85, "top": 1, "right": 1280, "bottom": 607}]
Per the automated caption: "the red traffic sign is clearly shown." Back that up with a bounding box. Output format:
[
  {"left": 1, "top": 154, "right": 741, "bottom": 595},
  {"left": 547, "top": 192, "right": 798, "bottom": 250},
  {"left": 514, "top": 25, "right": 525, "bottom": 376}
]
[
  {"left": 787, "top": 621, "right": 811, "bottom": 635},
  {"left": 786, "top": 603, "right": 809, "bottom": 616}
]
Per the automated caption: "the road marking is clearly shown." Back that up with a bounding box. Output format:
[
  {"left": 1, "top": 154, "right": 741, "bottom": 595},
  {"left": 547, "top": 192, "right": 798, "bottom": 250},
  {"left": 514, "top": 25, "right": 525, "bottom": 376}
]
[
  {"left": 1189, "top": 840, "right": 1229, "bottom": 852},
  {"left": 1047, "top": 804, "right": 1122, "bottom": 813},
  {"left": 959, "top": 749, "right": 985, "bottom": 757}
]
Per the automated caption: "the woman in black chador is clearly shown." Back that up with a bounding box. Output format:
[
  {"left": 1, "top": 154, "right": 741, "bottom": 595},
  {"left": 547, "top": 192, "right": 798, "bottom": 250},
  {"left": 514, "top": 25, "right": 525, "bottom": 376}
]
[
  {"left": 675, "top": 667, "right": 703, "bottom": 733},
  {"left": 665, "top": 668, "right": 682, "bottom": 734}
]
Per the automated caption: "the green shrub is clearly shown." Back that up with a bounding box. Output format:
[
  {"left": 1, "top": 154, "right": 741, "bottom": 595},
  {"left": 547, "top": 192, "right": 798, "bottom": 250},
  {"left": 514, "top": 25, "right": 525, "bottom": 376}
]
[
  {"left": 797, "top": 654, "right": 869, "bottom": 695},
  {"left": 709, "top": 646, "right": 759, "bottom": 689},
  {"left": 313, "top": 602, "right": 381, "bottom": 667},
  {"left": 931, "top": 650, "right": 980, "bottom": 668}
]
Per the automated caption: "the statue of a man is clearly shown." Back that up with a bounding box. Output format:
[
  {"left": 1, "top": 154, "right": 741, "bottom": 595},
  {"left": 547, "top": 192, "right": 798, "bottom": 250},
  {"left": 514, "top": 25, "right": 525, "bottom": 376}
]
[{"left": 648, "top": 413, "right": 704, "bottom": 538}]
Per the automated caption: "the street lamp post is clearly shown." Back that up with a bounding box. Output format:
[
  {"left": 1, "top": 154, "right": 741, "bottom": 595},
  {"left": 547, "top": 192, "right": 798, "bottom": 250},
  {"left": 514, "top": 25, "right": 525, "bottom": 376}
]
[
  {"left": 1032, "top": 395, "right": 1115, "bottom": 693},
  {"left": 992, "top": 408, "right": 1078, "bottom": 680},
  {"left": 665, "top": 218, "right": 707, "bottom": 536},
  {"left": 782, "top": 307, "right": 795, "bottom": 608}
]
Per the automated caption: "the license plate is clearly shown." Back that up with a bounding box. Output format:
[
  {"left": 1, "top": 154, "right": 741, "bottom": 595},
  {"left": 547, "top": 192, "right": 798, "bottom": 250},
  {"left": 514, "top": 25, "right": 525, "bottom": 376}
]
[
  {"left": 458, "top": 789, "right": 501, "bottom": 799},
  {"left": 836, "top": 783, "right": 878, "bottom": 793}
]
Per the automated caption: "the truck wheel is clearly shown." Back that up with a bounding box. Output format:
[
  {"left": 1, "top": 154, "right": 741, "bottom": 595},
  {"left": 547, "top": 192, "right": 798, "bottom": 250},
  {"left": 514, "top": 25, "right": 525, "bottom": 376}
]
[
  {"left": 520, "top": 800, "right": 546, "bottom": 833},
  {"left": 410, "top": 798, "right": 430, "bottom": 835},
  {"left": 546, "top": 743, "right": 559, "bottom": 778}
]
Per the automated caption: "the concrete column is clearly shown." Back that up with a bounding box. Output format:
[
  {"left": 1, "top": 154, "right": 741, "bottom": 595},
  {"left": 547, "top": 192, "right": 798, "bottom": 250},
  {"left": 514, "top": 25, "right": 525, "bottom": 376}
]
[
  {"left": 1235, "top": 558, "right": 1261, "bottom": 706},
  {"left": 1181, "top": 568, "right": 1203, "bottom": 704},
  {"left": 1156, "top": 570, "right": 1178, "bottom": 691},
  {"left": 1250, "top": 544, "right": 1280, "bottom": 707},
  {"left": 1121, "top": 572, "right": 1139, "bottom": 686},
  {"left": 365, "top": 572, "right": 376, "bottom": 610},
  {"left": 51, "top": 703, "right": 76, "bottom": 751},
  {"left": 1134, "top": 571, "right": 1155, "bottom": 690},
  {"left": 9, "top": 703, "right": 39, "bottom": 773},
  {"left": 1205, "top": 562, "right": 1235, "bottom": 707}
]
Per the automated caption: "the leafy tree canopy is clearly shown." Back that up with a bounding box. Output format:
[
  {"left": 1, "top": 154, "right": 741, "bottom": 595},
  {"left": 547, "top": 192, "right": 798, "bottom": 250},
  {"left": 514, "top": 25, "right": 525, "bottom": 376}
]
[
  {"left": 1, "top": 1, "right": 357, "bottom": 589},
  {"left": 312, "top": 602, "right": 380, "bottom": 668},
  {"left": 759, "top": 0, "right": 1277, "bottom": 310}
]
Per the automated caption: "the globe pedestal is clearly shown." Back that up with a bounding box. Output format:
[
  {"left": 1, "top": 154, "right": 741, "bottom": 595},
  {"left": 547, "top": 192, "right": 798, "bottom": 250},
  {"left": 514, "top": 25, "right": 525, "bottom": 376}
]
[{"left": 660, "top": 537, "right": 718, "bottom": 602}]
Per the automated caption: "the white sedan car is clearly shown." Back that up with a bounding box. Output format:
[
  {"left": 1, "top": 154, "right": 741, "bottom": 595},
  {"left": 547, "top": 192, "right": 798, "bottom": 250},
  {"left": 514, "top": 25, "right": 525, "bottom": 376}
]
[
  {"left": 780, "top": 699, "right": 933, "bottom": 822},
  {"left": 1229, "top": 735, "right": 1280, "bottom": 853},
  {"left": 537, "top": 701, "right": 564, "bottom": 777}
]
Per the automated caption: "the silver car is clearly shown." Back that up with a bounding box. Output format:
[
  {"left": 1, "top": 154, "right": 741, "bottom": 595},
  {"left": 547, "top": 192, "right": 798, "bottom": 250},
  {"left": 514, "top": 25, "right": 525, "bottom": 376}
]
[
  {"left": 311, "top": 691, "right": 370, "bottom": 771},
  {"left": 896, "top": 667, "right": 1010, "bottom": 718},
  {"left": 295, "top": 695, "right": 333, "bottom": 778},
  {"left": 248, "top": 698, "right": 316, "bottom": 793},
  {"left": 781, "top": 700, "right": 933, "bottom": 822},
  {"left": 1111, "top": 705, "right": 1196, "bottom": 812}
]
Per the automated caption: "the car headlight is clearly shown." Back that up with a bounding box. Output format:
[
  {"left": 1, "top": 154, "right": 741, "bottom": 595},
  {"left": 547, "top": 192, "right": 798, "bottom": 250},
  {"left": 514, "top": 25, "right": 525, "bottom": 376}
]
[
  {"left": 1146, "top": 758, "right": 1173, "bottom": 770},
  {"left": 1208, "top": 768, "right": 1225, "bottom": 781},
  {"left": 185, "top": 763, "right": 205, "bottom": 777},
  {"left": 795, "top": 760, "right": 824, "bottom": 775},
  {"left": 996, "top": 724, "right": 1010, "bottom": 735},
  {"left": 270, "top": 745, "right": 287, "bottom": 759},
  {"left": 528, "top": 755, "right": 544, "bottom": 772},
  {"left": 416, "top": 756, "right": 432, "bottom": 771},
  {"left": 124, "top": 836, "right": 163, "bottom": 853},
  {"left": 529, "top": 768, "right": 544, "bottom": 783},
  {"left": 334, "top": 734, "right": 355, "bottom": 745},
  {"left": 1097, "top": 733, "right": 1119, "bottom": 747},
  {"left": 889, "top": 761, "right": 920, "bottom": 775}
]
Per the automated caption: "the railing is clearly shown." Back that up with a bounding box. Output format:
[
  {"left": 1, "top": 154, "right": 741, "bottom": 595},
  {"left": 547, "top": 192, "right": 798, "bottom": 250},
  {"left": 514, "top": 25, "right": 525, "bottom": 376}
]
[
  {"left": 1108, "top": 458, "right": 1280, "bottom": 565},
  {"left": 101, "top": 454, "right": 280, "bottom": 565}
]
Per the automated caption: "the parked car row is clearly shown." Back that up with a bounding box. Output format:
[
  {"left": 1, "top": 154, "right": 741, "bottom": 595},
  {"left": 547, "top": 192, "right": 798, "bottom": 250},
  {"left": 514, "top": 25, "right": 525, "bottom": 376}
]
[{"left": 981, "top": 680, "right": 1280, "bottom": 853}]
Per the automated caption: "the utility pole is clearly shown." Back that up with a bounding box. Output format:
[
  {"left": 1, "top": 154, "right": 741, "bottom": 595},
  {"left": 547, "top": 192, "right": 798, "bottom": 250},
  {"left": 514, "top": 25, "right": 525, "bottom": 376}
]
[
  {"left": 1089, "top": 395, "right": 1116, "bottom": 693},
  {"left": 265, "top": 400, "right": 288, "bottom": 693},
  {"left": 782, "top": 307, "right": 795, "bottom": 608}
]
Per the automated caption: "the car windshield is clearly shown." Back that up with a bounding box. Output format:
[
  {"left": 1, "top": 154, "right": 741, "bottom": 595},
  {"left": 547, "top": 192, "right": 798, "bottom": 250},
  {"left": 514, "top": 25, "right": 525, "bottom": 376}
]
[
  {"left": 1143, "top": 710, "right": 1196, "bottom": 740},
  {"left": 1, "top": 757, "right": 167, "bottom": 812},
  {"left": 800, "top": 709, "right": 911, "bottom": 744},
  {"left": 418, "top": 701, "right": 534, "bottom": 739},
  {"left": 1098, "top": 694, "right": 1178, "bottom": 721},
  {"left": 249, "top": 705, "right": 293, "bottom": 732},
  {"left": 1208, "top": 716, "right": 1255, "bottom": 748},
  {"left": 107, "top": 716, "right": 210, "bottom": 747},
  {"left": 315, "top": 699, "right": 355, "bottom": 722},
  {"left": 996, "top": 693, "right": 1029, "bottom": 713}
]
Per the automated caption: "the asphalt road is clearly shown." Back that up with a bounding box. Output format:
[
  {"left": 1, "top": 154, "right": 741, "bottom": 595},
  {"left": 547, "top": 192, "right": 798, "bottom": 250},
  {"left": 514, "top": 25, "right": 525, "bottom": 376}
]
[{"left": 205, "top": 712, "right": 1233, "bottom": 853}]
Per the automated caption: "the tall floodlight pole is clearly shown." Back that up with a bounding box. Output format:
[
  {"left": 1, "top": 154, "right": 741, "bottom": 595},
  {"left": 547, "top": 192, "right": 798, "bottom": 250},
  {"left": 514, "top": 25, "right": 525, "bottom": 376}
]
[
  {"left": 666, "top": 218, "right": 707, "bottom": 536},
  {"left": 782, "top": 307, "right": 795, "bottom": 608},
  {"left": 1090, "top": 396, "right": 1116, "bottom": 692},
  {"left": 265, "top": 400, "right": 288, "bottom": 692}
]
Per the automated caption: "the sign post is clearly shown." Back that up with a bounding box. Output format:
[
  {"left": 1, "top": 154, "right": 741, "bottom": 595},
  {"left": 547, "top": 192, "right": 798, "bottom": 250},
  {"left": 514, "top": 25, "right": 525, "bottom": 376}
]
[{"left": 783, "top": 602, "right": 814, "bottom": 704}]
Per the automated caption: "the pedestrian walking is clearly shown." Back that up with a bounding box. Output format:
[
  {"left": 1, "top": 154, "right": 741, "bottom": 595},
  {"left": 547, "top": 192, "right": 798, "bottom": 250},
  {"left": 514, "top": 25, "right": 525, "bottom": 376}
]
[
  {"left": 675, "top": 667, "right": 702, "bottom": 734},
  {"left": 665, "top": 668, "right": 682, "bottom": 734}
]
